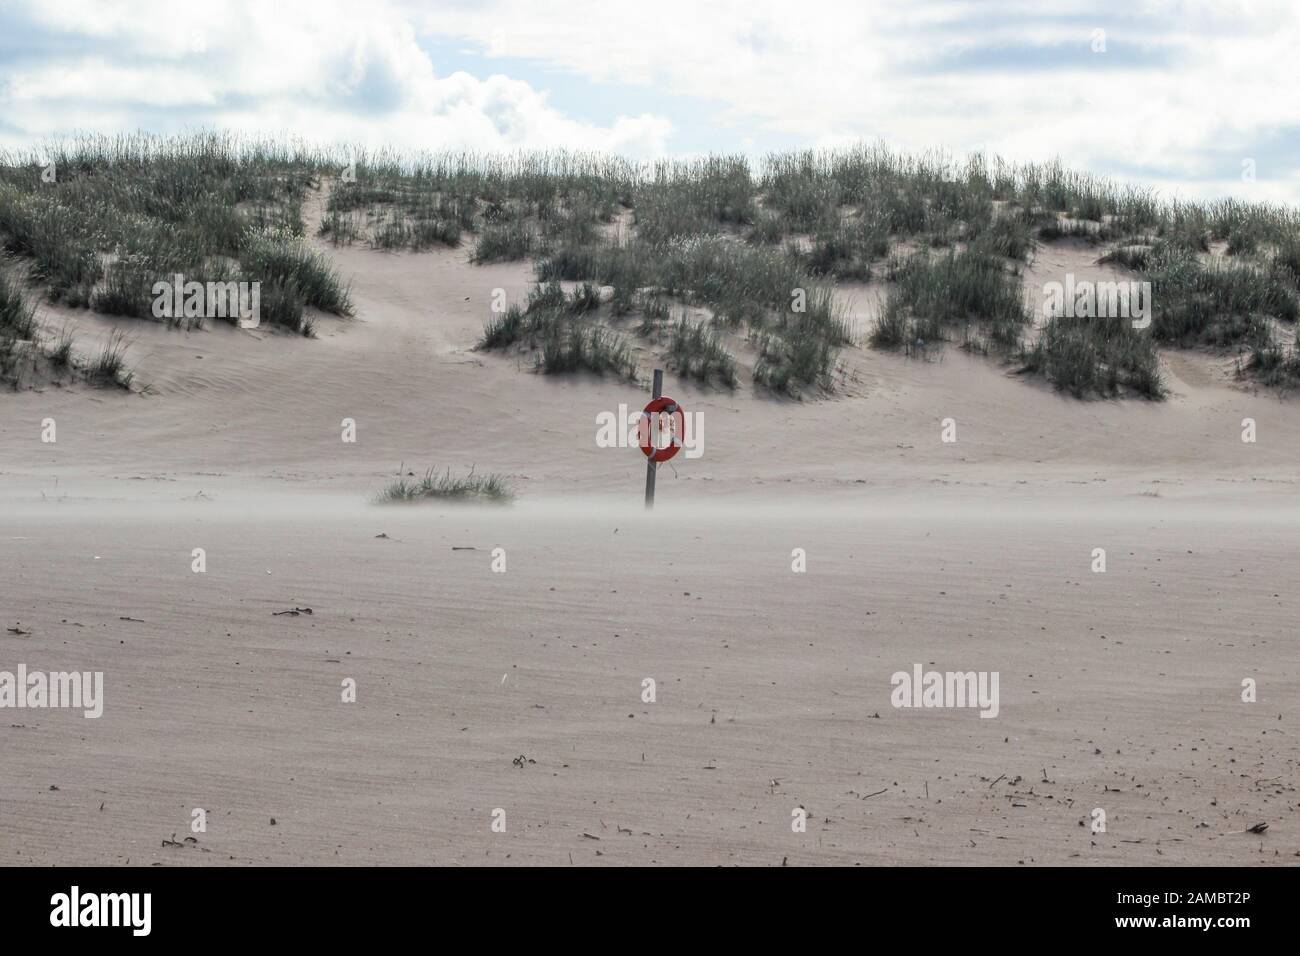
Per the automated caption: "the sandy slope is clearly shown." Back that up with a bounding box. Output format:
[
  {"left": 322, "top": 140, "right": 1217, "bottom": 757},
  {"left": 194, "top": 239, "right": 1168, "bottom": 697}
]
[{"left": 1, "top": 184, "right": 1297, "bottom": 866}]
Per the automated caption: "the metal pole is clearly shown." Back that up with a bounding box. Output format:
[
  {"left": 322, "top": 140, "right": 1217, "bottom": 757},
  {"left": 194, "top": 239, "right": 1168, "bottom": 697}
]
[{"left": 644, "top": 368, "right": 662, "bottom": 510}]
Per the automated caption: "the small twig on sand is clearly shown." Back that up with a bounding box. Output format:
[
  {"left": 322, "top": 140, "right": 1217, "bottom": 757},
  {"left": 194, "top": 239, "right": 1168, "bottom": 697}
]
[{"left": 1233, "top": 822, "right": 1270, "bottom": 835}]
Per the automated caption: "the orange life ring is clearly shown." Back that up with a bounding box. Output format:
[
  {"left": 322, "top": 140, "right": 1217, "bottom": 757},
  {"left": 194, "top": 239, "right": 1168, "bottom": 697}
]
[{"left": 638, "top": 396, "right": 684, "bottom": 463}]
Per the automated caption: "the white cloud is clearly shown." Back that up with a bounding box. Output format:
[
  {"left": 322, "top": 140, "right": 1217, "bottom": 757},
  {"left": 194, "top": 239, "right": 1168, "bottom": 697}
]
[
  {"left": 2, "top": 0, "right": 1299, "bottom": 202},
  {"left": 0, "top": 0, "right": 672, "bottom": 156},
  {"left": 407, "top": 0, "right": 1300, "bottom": 203}
]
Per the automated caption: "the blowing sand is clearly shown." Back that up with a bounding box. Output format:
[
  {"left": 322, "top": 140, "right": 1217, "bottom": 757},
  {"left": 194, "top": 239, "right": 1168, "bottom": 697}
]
[{"left": 1, "top": 206, "right": 1297, "bottom": 866}]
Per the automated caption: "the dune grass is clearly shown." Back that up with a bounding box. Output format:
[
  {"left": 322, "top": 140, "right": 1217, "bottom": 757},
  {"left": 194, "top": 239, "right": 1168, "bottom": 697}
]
[
  {"left": 872, "top": 246, "right": 1030, "bottom": 353},
  {"left": 632, "top": 157, "right": 755, "bottom": 244},
  {"left": 668, "top": 314, "right": 738, "bottom": 388},
  {"left": 1, "top": 269, "right": 118, "bottom": 388},
  {"left": 48, "top": 323, "right": 76, "bottom": 368},
  {"left": 0, "top": 269, "right": 38, "bottom": 386},
  {"left": 374, "top": 467, "right": 513, "bottom": 504},
  {"left": 4, "top": 132, "right": 1300, "bottom": 397},
  {"left": 88, "top": 329, "right": 133, "bottom": 389},
  {"left": 472, "top": 218, "right": 535, "bottom": 263},
  {"left": 0, "top": 268, "right": 38, "bottom": 340},
  {"left": 1020, "top": 316, "right": 1165, "bottom": 400},
  {"left": 241, "top": 226, "right": 352, "bottom": 314},
  {"left": 0, "top": 132, "right": 351, "bottom": 328},
  {"left": 803, "top": 214, "right": 889, "bottom": 280},
  {"left": 1142, "top": 244, "right": 1296, "bottom": 345},
  {"left": 478, "top": 280, "right": 638, "bottom": 381},
  {"left": 1246, "top": 335, "right": 1300, "bottom": 389},
  {"left": 319, "top": 208, "right": 362, "bottom": 245},
  {"left": 537, "top": 321, "right": 636, "bottom": 378},
  {"left": 531, "top": 234, "right": 848, "bottom": 395}
]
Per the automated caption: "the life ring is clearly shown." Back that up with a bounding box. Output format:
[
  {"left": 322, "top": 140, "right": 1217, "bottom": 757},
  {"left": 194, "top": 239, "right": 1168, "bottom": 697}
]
[{"left": 638, "top": 396, "right": 684, "bottom": 463}]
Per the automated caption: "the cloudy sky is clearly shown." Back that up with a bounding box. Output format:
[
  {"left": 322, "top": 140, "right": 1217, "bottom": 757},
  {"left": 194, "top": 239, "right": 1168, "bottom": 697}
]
[{"left": 2, "top": 0, "right": 1298, "bottom": 202}]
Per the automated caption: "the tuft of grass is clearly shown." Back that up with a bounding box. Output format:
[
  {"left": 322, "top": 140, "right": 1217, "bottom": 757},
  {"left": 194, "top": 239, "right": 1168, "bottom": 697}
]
[
  {"left": 568, "top": 280, "right": 602, "bottom": 314},
  {"left": 1036, "top": 218, "right": 1108, "bottom": 244},
  {"left": 747, "top": 211, "right": 785, "bottom": 245},
  {"left": 1156, "top": 210, "right": 1210, "bottom": 254},
  {"left": 88, "top": 329, "right": 133, "bottom": 389},
  {"left": 411, "top": 217, "right": 461, "bottom": 249},
  {"left": 92, "top": 251, "right": 156, "bottom": 318},
  {"left": 258, "top": 277, "right": 310, "bottom": 334},
  {"left": 1246, "top": 335, "right": 1300, "bottom": 389},
  {"left": 537, "top": 319, "right": 637, "bottom": 379},
  {"left": 536, "top": 243, "right": 603, "bottom": 282},
  {"left": 1271, "top": 237, "right": 1300, "bottom": 286},
  {"left": 476, "top": 280, "right": 638, "bottom": 381},
  {"left": 668, "top": 314, "right": 737, "bottom": 388},
  {"left": 371, "top": 212, "right": 411, "bottom": 249},
  {"left": 529, "top": 278, "right": 569, "bottom": 313},
  {"left": 633, "top": 156, "right": 755, "bottom": 244},
  {"left": 479, "top": 303, "right": 527, "bottom": 350},
  {"left": 1141, "top": 244, "right": 1296, "bottom": 347},
  {"left": 242, "top": 227, "right": 352, "bottom": 315},
  {"left": 804, "top": 217, "right": 882, "bottom": 280},
  {"left": 1, "top": 275, "right": 93, "bottom": 386},
  {"left": 752, "top": 327, "right": 836, "bottom": 395},
  {"left": 0, "top": 268, "right": 39, "bottom": 339},
  {"left": 49, "top": 323, "right": 76, "bottom": 367},
  {"left": 0, "top": 186, "right": 102, "bottom": 302},
  {"left": 637, "top": 296, "right": 666, "bottom": 337},
  {"left": 362, "top": 208, "right": 461, "bottom": 251},
  {"left": 753, "top": 287, "right": 850, "bottom": 396},
  {"left": 1098, "top": 245, "right": 1153, "bottom": 271},
  {"left": 0, "top": 334, "right": 18, "bottom": 387},
  {"left": 1226, "top": 226, "right": 1258, "bottom": 256},
  {"left": 1021, "top": 316, "right": 1165, "bottom": 399},
  {"left": 472, "top": 218, "right": 534, "bottom": 263},
  {"left": 319, "top": 209, "right": 362, "bottom": 245},
  {"left": 974, "top": 207, "right": 1036, "bottom": 259},
  {"left": 869, "top": 299, "right": 909, "bottom": 350},
  {"left": 873, "top": 247, "right": 1029, "bottom": 352},
  {"left": 0, "top": 269, "right": 40, "bottom": 386},
  {"left": 374, "top": 466, "right": 513, "bottom": 504}
]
